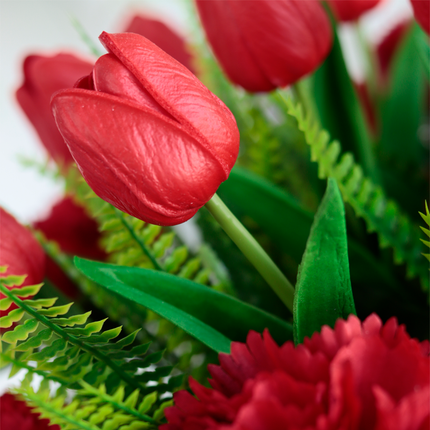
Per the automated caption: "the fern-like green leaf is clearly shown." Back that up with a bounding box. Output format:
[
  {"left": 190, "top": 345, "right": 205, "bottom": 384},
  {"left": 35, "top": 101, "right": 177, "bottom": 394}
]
[
  {"left": 281, "top": 94, "right": 429, "bottom": 292},
  {"left": 0, "top": 275, "right": 174, "bottom": 399},
  {"left": 419, "top": 201, "right": 430, "bottom": 263}
]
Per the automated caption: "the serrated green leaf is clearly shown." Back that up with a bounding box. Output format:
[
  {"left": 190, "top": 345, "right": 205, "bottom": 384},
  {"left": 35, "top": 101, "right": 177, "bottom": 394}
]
[
  {"left": 2, "top": 318, "right": 39, "bottom": 343},
  {"left": 97, "top": 330, "right": 140, "bottom": 351},
  {"left": 0, "top": 298, "right": 13, "bottom": 311},
  {"left": 63, "top": 319, "right": 106, "bottom": 336},
  {"left": 0, "top": 275, "right": 26, "bottom": 287},
  {"left": 293, "top": 179, "right": 356, "bottom": 344},
  {"left": 123, "top": 389, "right": 140, "bottom": 409},
  {"left": 50, "top": 311, "right": 92, "bottom": 327},
  {"left": 0, "top": 308, "right": 25, "bottom": 328},
  {"left": 37, "top": 303, "right": 73, "bottom": 317},
  {"left": 107, "top": 342, "right": 151, "bottom": 360},
  {"left": 138, "top": 392, "right": 157, "bottom": 414},
  {"left": 24, "top": 298, "right": 58, "bottom": 309},
  {"left": 29, "top": 338, "right": 68, "bottom": 361},
  {"left": 8, "top": 283, "right": 44, "bottom": 297},
  {"left": 15, "top": 328, "right": 52, "bottom": 351}
]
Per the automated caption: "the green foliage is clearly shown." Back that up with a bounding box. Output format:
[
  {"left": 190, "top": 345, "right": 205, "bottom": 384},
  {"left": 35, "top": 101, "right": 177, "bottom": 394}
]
[
  {"left": 313, "top": 24, "right": 377, "bottom": 183},
  {"left": 75, "top": 258, "right": 293, "bottom": 347},
  {"left": 419, "top": 201, "right": 430, "bottom": 263},
  {"left": 378, "top": 24, "right": 428, "bottom": 215},
  {"left": 14, "top": 373, "right": 174, "bottom": 429},
  {"left": 283, "top": 95, "right": 429, "bottom": 293},
  {"left": 293, "top": 179, "right": 356, "bottom": 345},
  {"left": 0, "top": 274, "right": 178, "bottom": 401}
]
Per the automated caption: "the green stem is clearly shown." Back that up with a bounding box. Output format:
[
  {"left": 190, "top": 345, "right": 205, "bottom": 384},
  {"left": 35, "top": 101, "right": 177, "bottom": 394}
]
[{"left": 205, "top": 194, "right": 294, "bottom": 312}]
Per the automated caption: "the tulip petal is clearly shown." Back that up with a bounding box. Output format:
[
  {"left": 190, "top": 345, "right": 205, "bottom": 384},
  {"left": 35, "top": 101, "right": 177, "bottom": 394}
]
[
  {"left": 99, "top": 31, "right": 239, "bottom": 178},
  {"left": 226, "top": 0, "right": 332, "bottom": 88},
  {"left": 93, "top": 53, "right": 173, "bottom": 119},
  {"left": 195, "top": 1, "right": 275, "bottom": 92},
  {"left": 52, "top": 89, "right": 225, "bottom": 226}
]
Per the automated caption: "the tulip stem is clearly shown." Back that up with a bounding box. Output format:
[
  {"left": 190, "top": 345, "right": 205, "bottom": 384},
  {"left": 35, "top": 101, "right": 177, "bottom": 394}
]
[{"left": 205, "top": 193, "right": 294, "bottom": 312}]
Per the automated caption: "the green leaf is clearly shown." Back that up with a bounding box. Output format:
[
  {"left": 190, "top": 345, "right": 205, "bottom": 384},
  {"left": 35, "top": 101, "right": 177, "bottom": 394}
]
[
  {"left": 75, "top": 259, "right": 230, "bottom": 353},
  {"left": 378, "top": 24, "right": 428, "bottom": 214},
  {"left": 75, "top": 257, "right": 293, "bottom": 346},
  {"left": 293, "top": 179, "right": 356, "bottom": 344},
  {"left": 313, "top": 24, "right": 378, "bottom": 183}
]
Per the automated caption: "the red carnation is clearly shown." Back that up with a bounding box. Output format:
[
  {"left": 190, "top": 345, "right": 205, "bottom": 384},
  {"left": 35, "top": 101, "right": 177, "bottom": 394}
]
[
  {"left": 163, "top": 314, "right": 430, "bottom": 430},
  {"left": 0, "top": 393, "right": 59, "bottom": 430}
]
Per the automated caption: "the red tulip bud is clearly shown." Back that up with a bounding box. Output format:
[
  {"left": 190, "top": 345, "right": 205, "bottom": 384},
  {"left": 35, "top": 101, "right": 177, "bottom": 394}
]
[
  {"left": 195, "top": 0, "right": 332, "bottom": 92},
  {"left": 327, "top": 0, "right": 381, "bottom": 22},
  {"left": 410, "top": 0, "right": 430, "bottom": 35},
  {"left": 51, "top": 32, "right": 239, "bottom": 226},
  {"left": 16, "top": 53, "right": 93, "bottom": 167}
]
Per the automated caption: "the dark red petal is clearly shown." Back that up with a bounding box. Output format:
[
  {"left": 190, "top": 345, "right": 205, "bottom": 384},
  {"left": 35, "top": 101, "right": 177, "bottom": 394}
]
[
  {"left": 16, "top": 53, "right": 93, "bottom": 166},
  {"left": 411, "top": 0, "right": 430, "bottom": 35},
  {"left": 195, "top": 1, "right": 274, "bottom": 92},
  {"left": 0, "top": 207, "right": 45, "bottom": 287},
  {"left": 99, "top": 31, "right": 239, "bottom": 178},
  {"left": 33, "top": 196, "right": 105, "bottom": 260},
  {"left": 123, "top": 15, "right": 195, "bottom": 72},
  {"left": 51, "top": 89, "right": 225, "bottom": 226},
  {"left": 93, "top": 53, "right": 172, "bottom": 118},
  {"left": 227, "top": 0, "right": 332, "bottom": 88},
  {"left": 373, "top": 386, "right": 430, "bottom": 430},
  {"left": 327, "top": 0, "right": 381, "bottom": 22}
]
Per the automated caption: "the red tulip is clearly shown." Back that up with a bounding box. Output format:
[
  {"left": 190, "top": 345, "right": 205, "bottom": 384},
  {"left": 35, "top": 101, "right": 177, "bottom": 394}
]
[
  {"left": 123, "top": 15, "right": 194, "bottom": 72},
  {"left": 0, "top": 207, "right": 45, "bottom": 314},
  {"left": 0, "top": 393, "right": 60, "bottom": 430},
  {"left": 51, "top": 32, "right": 239, "bottom": 226},
  {"left": 376, "top": 20, "right": 411, "bottom": 85},
  {"left": 326, "top": 0, "right": 381, "bottom": 22},
  {"left": 16, "top": 53, "right": 93, "bottom": 167},
  {"left": 195, "top": 0, "right": 332, "bottom": 92},
  {"left": 33, "top": 197, "right": 105, "bottom": 298},
  {"left": 163, "top": 314, "right": 430, "bottom": 430},
  {"left": 410, "top": 0, "right": 430, "bottom": 35}
]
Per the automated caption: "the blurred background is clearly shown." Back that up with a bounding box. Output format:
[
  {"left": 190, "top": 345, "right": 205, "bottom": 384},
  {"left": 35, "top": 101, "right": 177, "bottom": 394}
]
[{"left": 0, "top": 0, "right": 413, "bottom": 224}]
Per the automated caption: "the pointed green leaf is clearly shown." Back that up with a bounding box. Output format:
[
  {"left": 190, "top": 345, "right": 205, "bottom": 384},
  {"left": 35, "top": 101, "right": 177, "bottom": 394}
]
[
  {"left": 75, "top": 256, "right": 293, "bottom": 346},
  {"left": 2, "top": 319, "right": 39, "bottom": 343},
  {"left": 75, "top": 259, "right": 231, "bottom": 353},
  {"left": 37, "top": 303, "right": 73, "bottom": 317},
  {"left": 293, "top": 179, "right": 356, "bottom": 344}
]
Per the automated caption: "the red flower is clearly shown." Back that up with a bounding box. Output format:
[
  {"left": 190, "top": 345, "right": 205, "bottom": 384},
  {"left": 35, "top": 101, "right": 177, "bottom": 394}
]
[
  {"left": 0, "top": 208, "right": 45, "bottom": 313},
  {"left": 326, "top": 0, "right": 381, "bottom": 22},
  {"left": 51, "top": 32, "right": 239, "bottom": 226},
  {"left": 411, "top": 0, "right": 430, "bottom": 35},
  {"left": 16, "top": 53, "right": 93, "bottom": 167},
  {"left": 376, "top": 20, "right": 411, "bottom": 85},
  {"left": 195, "top": 0, "right": 332, "bottom": 92},
  {"left": 163, "top": 314, "right": 430, "bottom": 430},
  {"left": 123, "top": 15, "right": 194, "bottom": 73},
  {"left": 0, "top": 393, "right": 59, "bottom": 430},
  {"left": 33, "top": 197, "right": 105, "bottom": 298}
]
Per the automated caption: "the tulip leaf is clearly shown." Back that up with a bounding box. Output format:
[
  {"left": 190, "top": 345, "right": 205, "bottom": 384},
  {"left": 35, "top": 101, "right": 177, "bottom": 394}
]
[
  {"left": 313, "top": 25, "right": 378, "bottom": 184},
  {"left": 74, "top": 257, "right": 293, "bottom": 349},
  {"left": 378, "top": 24, "right": 428, "bottom": 215},
  {"left": 293, "top": 178, "right": 356, "bottom": 345}
]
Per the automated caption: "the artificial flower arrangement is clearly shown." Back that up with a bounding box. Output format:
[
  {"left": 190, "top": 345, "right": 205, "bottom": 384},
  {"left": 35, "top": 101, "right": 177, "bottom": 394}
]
[{"left": 0, "top": 0, "right": 429, "bottom": 429}]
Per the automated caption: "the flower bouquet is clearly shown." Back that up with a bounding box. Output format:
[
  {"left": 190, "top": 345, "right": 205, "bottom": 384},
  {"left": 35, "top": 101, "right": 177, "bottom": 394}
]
[{"left": 1, "top": 1, "right": 429, "bottom": 429}]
